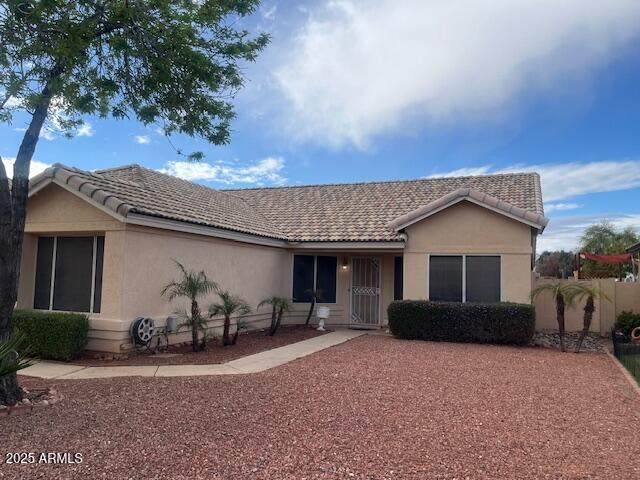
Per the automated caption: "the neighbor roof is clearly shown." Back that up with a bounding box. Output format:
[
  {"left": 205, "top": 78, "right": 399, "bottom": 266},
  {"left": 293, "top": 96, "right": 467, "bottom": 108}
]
[
  {"left": 30, "top": 164, "right": 546, "bottom": 243},
  {"left": 627, "top": 241, "right": 640, "bottom": 254}
]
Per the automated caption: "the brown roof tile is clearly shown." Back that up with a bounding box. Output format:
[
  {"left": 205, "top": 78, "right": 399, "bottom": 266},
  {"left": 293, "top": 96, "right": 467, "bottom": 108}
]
[
  {"left": 227, "top": 173, "right": 546, "bottom": 241},
  {"left": 30, "top": 164, "right": 545, "bottom": 242}
]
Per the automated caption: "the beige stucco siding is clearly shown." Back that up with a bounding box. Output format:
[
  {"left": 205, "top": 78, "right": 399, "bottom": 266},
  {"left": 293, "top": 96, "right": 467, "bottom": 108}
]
[
  {"left": 402, "top": 201, "right": 534, "bottom": 303},
  {"left": 24, "top": 183, "right": 123, "bottom": 233},
  {"left": 120, "top": 225, "right": 290, "bottom": 320},
  {"left": 284, "top": 253, "right": 398, "bottom": 327}
]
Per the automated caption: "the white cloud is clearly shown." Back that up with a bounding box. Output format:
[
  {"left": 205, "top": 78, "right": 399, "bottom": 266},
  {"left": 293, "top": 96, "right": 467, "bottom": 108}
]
[
  {"left": 134, "top": 135, "right": 151, "bottom": 145},
  {"left": 262, "top": 4, "right": 277, "bottom": 21},
  {"left": 273, "top": 0, "right": 640, "bottom": 148},
  {"left": 426, "top": 167, "right": 492, "bottom": 178},
  {"left": 159, "top": 157, "right": 286, "bottom": 185},
  {"left": 545, "top": 202, "right": 582, "bottom": 213},
  {"left": 1, "top": 157, "right": 51, "bottom": 178},
  {"left": 538, "top": 213, "right": 640, "bottom": 251},
  {"left": 429, "top": 159, "right": 640, "bottom": 202},
  {"left": 76, "top": 122, "right": 94, "bottom": 137}
]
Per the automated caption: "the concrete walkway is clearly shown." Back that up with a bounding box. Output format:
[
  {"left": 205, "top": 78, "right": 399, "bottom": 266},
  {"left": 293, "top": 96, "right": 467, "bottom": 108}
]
[{"left": 18, "top": 329, "right": 366, "bottom": 380}]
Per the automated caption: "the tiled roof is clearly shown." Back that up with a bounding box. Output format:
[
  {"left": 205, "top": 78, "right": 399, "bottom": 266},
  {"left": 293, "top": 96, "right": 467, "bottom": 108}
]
[
  {"left": 30, "top": 164, "right": 546, "bottom": 242},
  {"left": 227, "top": 173, "right": 546, "bottom": 241},
  {"left": 30, "top": 164, "right": 283, "bottom": 239}
]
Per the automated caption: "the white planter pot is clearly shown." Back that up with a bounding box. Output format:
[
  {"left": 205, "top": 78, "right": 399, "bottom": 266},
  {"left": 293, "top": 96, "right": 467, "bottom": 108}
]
[{"left": 317, "top": 306, "right": 330, "bottom": 331}]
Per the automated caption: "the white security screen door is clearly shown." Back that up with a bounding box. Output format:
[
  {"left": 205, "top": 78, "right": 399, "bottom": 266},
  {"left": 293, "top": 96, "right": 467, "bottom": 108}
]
[{"left": 350, "top": 257, "right": 381, "bottom": 328}]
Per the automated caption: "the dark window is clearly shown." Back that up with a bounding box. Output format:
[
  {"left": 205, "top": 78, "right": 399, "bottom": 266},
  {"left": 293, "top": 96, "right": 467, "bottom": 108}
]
[
  {"left": 293, "top": 255, "right": 314, "bottom": 302},
  {"left": 316, "top": 256, "right": 337, "bottom": 303},
  {"left": 394, "top": 256, "right": 403, "bottom": 301},
  {"left": 33, "top": 237, "right": 54, "bottom": 309},
  {"left": 53, "top": 237, "right": 94, "bottom": 312},
  {"left": 33, "top": 236, "right": 105, "bottom": 313},
  {"left": 429, "top": 256, "right": 463, "bottom": 302},
  {"left": 466, "top": 256, "right": 500, "bottom": 302},
  {"left": 292, "top": 255, "right": 337, "bottom": 303}
]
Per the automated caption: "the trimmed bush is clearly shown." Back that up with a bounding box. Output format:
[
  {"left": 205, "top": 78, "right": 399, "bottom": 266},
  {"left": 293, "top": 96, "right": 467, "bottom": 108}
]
[
  {"left": 388, "top": 301, "right": 535, "bottom": 345},
  {"left": 12, "top": 310, "right": 89, "bottom": 361},
  {"left": 615, "top": 310, "right": 640, "bottom": 336}
]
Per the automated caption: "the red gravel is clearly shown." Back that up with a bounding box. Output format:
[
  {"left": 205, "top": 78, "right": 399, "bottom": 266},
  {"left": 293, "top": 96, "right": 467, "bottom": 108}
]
[
  {"left": 74, "top": 326, "right": 327, "bottom": 366},
  {"left": 3, "top": 336, "right": 639, "bottom": 479}
]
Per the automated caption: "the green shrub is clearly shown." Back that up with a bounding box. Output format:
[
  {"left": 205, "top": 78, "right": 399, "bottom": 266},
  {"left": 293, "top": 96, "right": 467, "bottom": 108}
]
[
  {"left": 12, "top": 310, "right": 89, "bottom": 361},
  {"left": 388, "top": 301, "right": 535, "bottom": 345},
  {"left": 615, "top": 311, "right": 640, "bottom": 335}
]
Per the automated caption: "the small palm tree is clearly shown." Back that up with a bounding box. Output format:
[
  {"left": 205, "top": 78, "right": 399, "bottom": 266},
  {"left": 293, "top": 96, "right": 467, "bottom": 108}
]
[
  {"left": 209, "top": 290, "right": 251, "bottom": 346},
  {"left": 531, "top": 282, "right": 579, "bottom": 352},
  {"left": 565, "top": 284, "right": 610, "bottom": 353},
  {"left": 0, "top": 332, "right": 35, "bottom": 378},
  {"left": 259, "top": 296, "right": 293, "bottom": 336},
  {"left": 161, "top": 260, "right": 218, "bottom": 352},
  {"left": 303, "top": 289, "right": 324, "bottom": 328},
  {"left": 0, "top": 333, "right": 35, "bottom": 405}
]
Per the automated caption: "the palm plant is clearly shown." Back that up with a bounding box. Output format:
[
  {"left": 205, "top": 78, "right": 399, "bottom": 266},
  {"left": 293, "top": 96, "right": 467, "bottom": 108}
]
[
  {"left": 0, "top": 332, "right": 35, "bottom": 378},
  {"left": 531, "top": 281, "right": 579, "bottom": 352},
  {"left": 565, "top": 284, "right": 610, "bottom": 353},
  {"left": 161, "top": 260, "right": 218, "bottom": 352},
  {"left": 303, "top": 289, "right": 324, "bottom": 328},
  {"left": 209, "top": 290, "right": 251, "bottom": 346},
  {"left": 0, "top": 333, "right": 35, "bottom": 405},
  {"left": 259, "top": 296, "right": 293, "bottom": 336}
]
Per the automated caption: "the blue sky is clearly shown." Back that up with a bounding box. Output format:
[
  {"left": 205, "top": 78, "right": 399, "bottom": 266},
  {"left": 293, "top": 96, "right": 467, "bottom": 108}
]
[{"left": 2, "top": 0, "right": 640, "bottom": 251}]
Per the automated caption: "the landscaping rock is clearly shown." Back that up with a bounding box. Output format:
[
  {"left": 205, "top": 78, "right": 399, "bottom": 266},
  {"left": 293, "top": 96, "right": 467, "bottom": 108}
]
[{"left": 532, "top": 330, "right": 607, "bottom": 352}]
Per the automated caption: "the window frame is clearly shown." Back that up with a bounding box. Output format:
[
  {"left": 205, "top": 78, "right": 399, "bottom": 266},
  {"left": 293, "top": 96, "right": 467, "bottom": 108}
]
[
  {"left": 291, "top": 254, "right": 338, "bottom": 304},
  {"left": 393, "top": 256, "right": 403, "bottom": 301},
  {"left": 34, "top": 235, "right": 104, "bottom": 314},
  {"left": 428, "top": 253, "right": 502, "bottom": 303}
]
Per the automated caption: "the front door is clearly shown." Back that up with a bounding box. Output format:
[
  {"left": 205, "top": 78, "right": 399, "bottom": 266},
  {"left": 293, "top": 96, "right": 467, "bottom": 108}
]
[{"left": 350, "top": 256, "right": 381, "bottom": 328}]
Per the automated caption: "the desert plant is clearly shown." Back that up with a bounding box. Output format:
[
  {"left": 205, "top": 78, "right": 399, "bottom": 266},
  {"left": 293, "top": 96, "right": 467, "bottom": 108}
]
[
  {"left": 259, "top": 297, "right": 293, "bottom": 336},
  {"left": 161, "top": 260, "right": 217, "bottom": 352},
  {"left": 565, "top": 284, "right": 610, "bottom": 353},
  {"left": 303, "top": 289, "right": 324, "bottom": 328},
  {"left": 209, "top": 290, "right": 251, "bottom": 346},
  {"left": 0, "top": 332, "right": 35, "bottom": 405},
  {"left": 231, "top": 319, "right": 250, "bottom": 346},
  {"left": 531, "top": 281, "right": 580, "bottom": 352},
  {"left": 615, "top": 311, "right": 640, "bottom": 336}
]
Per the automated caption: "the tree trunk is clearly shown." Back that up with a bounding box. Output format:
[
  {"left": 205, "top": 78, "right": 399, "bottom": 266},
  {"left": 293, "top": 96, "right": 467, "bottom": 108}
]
[
  {"left": 275, "top": 307, "right": 284, "bottom": 334},
  {"left": 222, "top": 315, "right": 231, "bottom": 346},
  {"left": 304, "top": 296, "right": 316, "bottom": 328},
  {"left": 0, "top": 373, "right": 22, "bottom": 406},
  {"left": 190, "top": 300, "right": 200, "bottom": 352},
  {"left": 575, "top": 296, "right": 595, "bottom": 353},
  {"left": 556, "top": 294, "right": 566, "bottom": 352},
  {"left": 268, "top": 306, "right": 277, "bottom": 336},
  {"left": 0, "top": 75, "right": 57, "bottom": 404}
]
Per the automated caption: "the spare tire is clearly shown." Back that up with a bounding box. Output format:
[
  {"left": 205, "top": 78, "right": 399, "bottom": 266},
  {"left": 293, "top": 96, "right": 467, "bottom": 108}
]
[
  {"left": 130, "top": 317, "right": 155, "bottom": 345},
  {"left": 631, "top": 326, "right": 640, "bottom": 345}
]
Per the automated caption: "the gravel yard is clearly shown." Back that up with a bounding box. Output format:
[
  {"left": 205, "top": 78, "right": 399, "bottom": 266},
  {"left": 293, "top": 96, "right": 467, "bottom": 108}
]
[
  {"left": 74, "top": 326, "right": 327, "bottom": 366},
  {"left": 2, "top": 335, "right": 639, "bottom": 479}
]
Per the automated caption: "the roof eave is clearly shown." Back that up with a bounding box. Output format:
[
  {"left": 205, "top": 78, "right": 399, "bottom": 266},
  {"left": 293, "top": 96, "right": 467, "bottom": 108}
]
[{"left": 388, "top": 189, "right": 549, "bottom": 233}]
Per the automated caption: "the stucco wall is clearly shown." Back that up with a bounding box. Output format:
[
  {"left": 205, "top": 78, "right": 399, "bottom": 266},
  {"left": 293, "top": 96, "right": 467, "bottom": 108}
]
[
  {"left": 284, "top": 253, "right": 398, "bottom": 328},
  {"left": 24, "top": 183, "right": 123, "bottom": 234},
  {"left": 533, "top": 278, "right": 640, "bottom": 334},
  {"left": 402, "top": 201, "right": 534, "bottom": 303}
]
